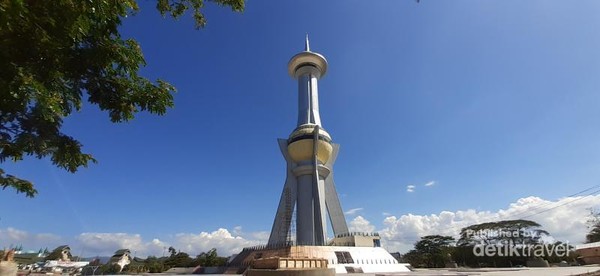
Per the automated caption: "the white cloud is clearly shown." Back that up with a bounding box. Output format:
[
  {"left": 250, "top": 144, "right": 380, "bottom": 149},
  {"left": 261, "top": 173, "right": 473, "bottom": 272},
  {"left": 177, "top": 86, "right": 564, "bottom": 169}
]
[
  {"left": 248, "top": 231, "right": 270, "bottom": 242},
  {"left": 406, "top": 185, "right": 415, "bottom": 193},
  {"left": 424, "top": 181, "right": 436, "bottom": 187},
  {"left": 212, "top": 226, "right": 269, "bottom": 247},
  {"left": 174, "top": 228, "right": 265, "bottom": 256},
  {"left": 77, "top": 233, "right": 167, "bottom": 257},
  {"left": 0, "top": 226, "right": 266, "bottom": 258},
  {"left": 344, "top": 208, "right": 364, "bottom": 215},
  {"left": 378, "top": 195, "right": 600, "bottom": 254},
  {"left": 3, "top": 227, "right": 27, "bottom": 241},
  {"left": 382, "top": 212, "right": 392, "bottom": 216},
  {"left": 348, "top": 216, "right": 375, "bottom": 233},
  {"left": 76, "top": 228, "right": 268, "bottom": 257},
  {"left": 232, "top": 226, "right": 243, "bottom": 236},
  {"left": 0, "top": 228, "right": 62, "bottom": 250}
]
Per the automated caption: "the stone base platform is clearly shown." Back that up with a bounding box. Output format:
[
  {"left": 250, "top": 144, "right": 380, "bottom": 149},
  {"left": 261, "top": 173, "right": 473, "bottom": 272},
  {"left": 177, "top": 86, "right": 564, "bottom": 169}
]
[
  {"left": 246, "top": 268, "right": 336, "bottom": 276},
  {"left": 229, "top": 245, "right": 411, "bottom": 274},
  {"left": 246, "top": 257, "right": 334, "bottom": 276}
]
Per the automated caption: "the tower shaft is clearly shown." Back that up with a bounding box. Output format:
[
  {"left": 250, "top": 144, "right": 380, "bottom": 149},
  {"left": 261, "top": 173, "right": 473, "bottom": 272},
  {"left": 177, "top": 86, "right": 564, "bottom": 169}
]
[{"left": 297, "top": 67, "right": 322, "bottom": 126}]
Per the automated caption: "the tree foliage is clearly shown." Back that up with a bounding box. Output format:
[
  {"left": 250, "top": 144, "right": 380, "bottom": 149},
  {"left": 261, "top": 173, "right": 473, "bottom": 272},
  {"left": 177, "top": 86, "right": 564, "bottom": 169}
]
[
  {"left": 98, "top": 263, "right": 123, "bottom": 275},
  {"left": 194, "top": 248, "right": 227, "bottom": 267},
  {"left": 455, "top": 219, "right": 547, "bottom": 267},
  {"left": 0, "top": 0, "right": 244, "bottom": 197},
  {"left": 164, "top": 250, "right": 194, "bottom": 268},
  {"left": 168, "top": 246, "right": 177, "bottom": 257},
  {"left": 457, "top": 219, "right": 549, "bottom": 247},
  {"left": 452, "top": 219, "right": 575, "bottom": 267},
  {"left": 403, "top": 220, "right": 575, "bottom": 268},
  {"left": 586, "top": 208, "right": 600, "bottom": 243},
  {"left": 144, "top": 256, "right": 165, "bottom": 273},
  {"left": 404, "top": 235, "right": 455, "bottom": 268}
]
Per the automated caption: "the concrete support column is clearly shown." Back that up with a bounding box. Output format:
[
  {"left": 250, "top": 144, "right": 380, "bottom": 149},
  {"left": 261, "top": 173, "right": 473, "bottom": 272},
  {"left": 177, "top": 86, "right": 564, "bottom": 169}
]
[
  {"left": 293, "top": 164, "right": 331, "bottom": 246},
  {"left": 296, "top": 173, "right": 314, "bottom": 245}
]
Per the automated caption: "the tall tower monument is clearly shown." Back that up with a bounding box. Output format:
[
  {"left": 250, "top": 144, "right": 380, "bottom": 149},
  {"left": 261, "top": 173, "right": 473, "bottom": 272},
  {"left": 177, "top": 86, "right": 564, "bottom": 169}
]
[
  {"left": 268, "top": 36, "right": 349, "bottom": 246},
  {"left": 230, "top": 38, "right": 411, "bottom": 274}
]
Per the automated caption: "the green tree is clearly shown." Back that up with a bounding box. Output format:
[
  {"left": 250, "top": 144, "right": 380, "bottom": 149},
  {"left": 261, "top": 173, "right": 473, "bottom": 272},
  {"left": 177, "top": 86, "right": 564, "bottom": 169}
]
[
  {"left": 97, "top": 263, "right": 122, "bottom": 275},
  {"left": 543, "top": 241, "right": 575, "bottom": 264},
  {"left": 144, "top": 256, "right": 165, "bottom": 273},
  {"left": 168, "top": 246, "right": 177, "bottom": 257},
  {"left": 457, "top": 219, "right": 549, "bottom": 247},
  {"left": 405, "top": 235, "right": 455, "bottom": 268},
  {"left": 163, "top": 248, "right": 194, "bottom": 268},
  {"left": 0, "top": 0, "right": 244, "bottom": 197},
  {"left": 193, "top": 248, "right": 227, "bottom": 267},
  {"left": 402, "top": 250, "right": 425, "bottom": 268},
  {"left": 455, "top": 219, "right": 551, "bottom": 267},
  {"left": 586, "top": 209, "right": 600, "bottom": 243},
  {"left": 167, "top": 252, "right": 194, "bottom": 267}
]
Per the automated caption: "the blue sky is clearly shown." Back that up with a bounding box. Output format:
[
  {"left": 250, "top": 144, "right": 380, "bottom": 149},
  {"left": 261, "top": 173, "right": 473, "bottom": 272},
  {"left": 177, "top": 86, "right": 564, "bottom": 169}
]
[{"left": 1, "top": 0, "right": 600, "bottom": 256}]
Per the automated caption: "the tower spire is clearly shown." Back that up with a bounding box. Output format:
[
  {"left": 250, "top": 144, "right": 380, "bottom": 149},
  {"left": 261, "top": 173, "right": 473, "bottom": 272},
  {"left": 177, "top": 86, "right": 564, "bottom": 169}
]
[{"left": 305, "top": 34, "right": 310, "bottom": 52}]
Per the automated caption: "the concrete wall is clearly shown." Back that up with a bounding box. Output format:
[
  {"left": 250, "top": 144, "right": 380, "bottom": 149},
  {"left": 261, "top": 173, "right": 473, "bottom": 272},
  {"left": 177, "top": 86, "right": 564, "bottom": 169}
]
[
  {"left": 330, "top": 235, "right": 380, "bottom": 247},
  {"left": 576, "top": 246, "right": 600, "bottom": 264}
]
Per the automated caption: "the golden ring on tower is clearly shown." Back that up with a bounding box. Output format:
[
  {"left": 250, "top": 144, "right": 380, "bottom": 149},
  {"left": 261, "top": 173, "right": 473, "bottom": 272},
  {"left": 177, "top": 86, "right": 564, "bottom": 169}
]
[{"left": 287, "top": 125, "right": 333, "bottom": 163}]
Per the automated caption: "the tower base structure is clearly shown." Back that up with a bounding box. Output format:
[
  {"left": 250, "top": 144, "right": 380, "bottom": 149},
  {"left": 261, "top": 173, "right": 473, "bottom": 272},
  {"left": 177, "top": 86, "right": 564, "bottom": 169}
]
[{"left": 228, "top": 245, "right": 412, "bottom": 274}]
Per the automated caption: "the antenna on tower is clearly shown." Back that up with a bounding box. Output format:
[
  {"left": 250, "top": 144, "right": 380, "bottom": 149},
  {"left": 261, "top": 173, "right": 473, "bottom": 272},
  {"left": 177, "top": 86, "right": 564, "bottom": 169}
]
[{"left": 305, "top": 34, "right": 310, "bottom": 52}]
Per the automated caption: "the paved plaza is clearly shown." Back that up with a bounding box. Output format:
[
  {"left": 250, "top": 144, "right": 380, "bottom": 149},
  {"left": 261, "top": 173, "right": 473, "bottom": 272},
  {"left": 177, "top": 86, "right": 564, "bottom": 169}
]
[
  {"left": 345, "top": 265, "right": 600, "bottom": 276},
  {"left": 120, "top": 265, "right": 600, "bottom": 276}
]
